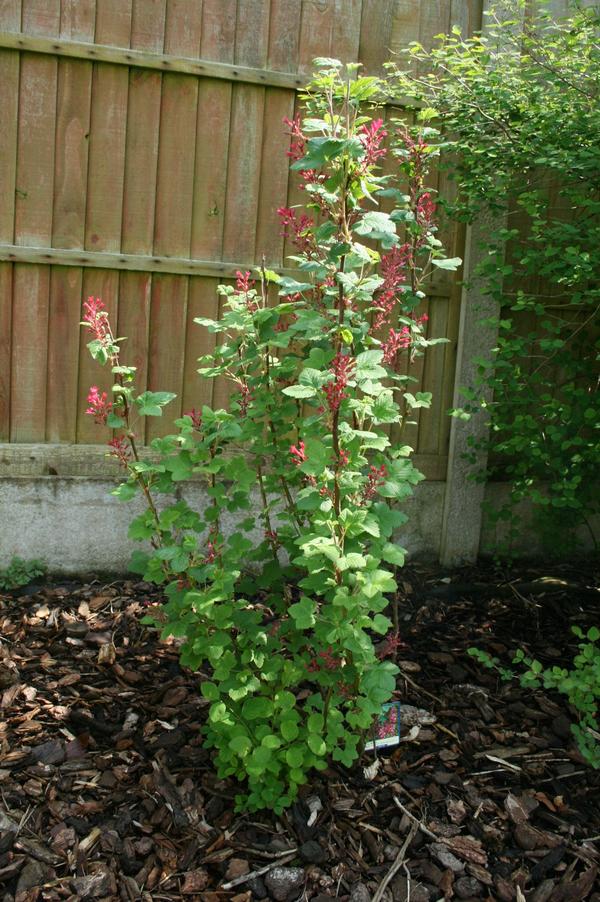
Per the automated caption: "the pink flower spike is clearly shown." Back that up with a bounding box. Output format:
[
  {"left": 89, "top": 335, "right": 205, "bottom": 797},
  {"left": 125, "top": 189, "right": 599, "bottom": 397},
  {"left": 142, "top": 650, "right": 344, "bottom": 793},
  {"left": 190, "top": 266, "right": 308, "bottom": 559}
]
[
  {"left": 290, "top": 441, "right": 307, "bottom": 466},
  {"left": 107, "top": 436, "right": 131, "bottom": 468},
  {"left": 359, "top": 118, "right": 388, "bottom": 167},
  {"left": 82, "top": 296, "right": 110, "bottom": 342},
  {"left": 184, "top": 408, "right": 203, "bottom": 430},
  {"left": 323, "top": 353, "right": 355, "bottom": 413},
  {"left": 86, "top": 385, "right": 112, "bottom": 425}
]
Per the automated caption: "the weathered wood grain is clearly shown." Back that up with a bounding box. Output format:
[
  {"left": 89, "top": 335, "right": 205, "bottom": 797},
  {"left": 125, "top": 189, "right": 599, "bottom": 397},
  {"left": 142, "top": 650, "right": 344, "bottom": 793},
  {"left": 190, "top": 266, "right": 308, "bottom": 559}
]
[
  {"left": 0, "top": 263, "right": 13, "bottom": 440},
  {"left": 46, "top": 266, "right": 83, "bottom": 442}
]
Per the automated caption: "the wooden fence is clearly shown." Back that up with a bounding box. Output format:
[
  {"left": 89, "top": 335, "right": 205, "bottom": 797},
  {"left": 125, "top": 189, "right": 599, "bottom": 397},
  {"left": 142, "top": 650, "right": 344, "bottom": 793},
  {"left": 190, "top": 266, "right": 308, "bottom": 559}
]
[{"left": 0, "top": 0, "right": 483, "bottom": 482}]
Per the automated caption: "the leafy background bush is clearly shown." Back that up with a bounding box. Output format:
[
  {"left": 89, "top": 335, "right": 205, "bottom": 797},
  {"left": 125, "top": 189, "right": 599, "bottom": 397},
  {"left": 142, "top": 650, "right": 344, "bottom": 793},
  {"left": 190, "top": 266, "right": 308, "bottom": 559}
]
[{"left": 391, "top": 0, "right": 600, "bottom": 554}]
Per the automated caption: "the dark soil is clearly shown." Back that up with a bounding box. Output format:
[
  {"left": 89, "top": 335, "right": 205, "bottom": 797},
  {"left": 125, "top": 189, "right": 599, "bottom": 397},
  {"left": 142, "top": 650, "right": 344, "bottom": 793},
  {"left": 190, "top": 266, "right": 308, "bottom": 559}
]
[{"left": 0, "top": 561, "right": 599, "bottom": 901}]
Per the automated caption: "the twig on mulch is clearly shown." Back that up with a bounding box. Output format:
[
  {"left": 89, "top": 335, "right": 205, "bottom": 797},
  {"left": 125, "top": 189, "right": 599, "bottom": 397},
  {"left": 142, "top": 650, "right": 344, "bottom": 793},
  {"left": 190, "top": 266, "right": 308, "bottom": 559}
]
[
  {"left": 393, "top": 796, "right": 439, "bottom": 842},
  {"left": 372, "top": 820, "right": 419, "bottom": 902},
  {"left": 220, "top": 850, "right": 298, "bottom": 891}
]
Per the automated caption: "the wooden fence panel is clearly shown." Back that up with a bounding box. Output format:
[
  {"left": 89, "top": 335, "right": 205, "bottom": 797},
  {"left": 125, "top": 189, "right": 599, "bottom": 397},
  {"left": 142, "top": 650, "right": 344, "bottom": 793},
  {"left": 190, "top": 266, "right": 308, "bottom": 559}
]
[
  {"left": 0, "top": 0, "right": 20, "bottom": 441},
  {"left": 0, "top": 0, "right": 484, "bottom": 479}
]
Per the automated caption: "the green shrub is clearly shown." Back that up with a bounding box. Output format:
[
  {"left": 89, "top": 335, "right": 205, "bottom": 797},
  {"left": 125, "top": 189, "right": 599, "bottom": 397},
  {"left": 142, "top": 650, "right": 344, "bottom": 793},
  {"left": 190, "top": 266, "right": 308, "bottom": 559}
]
[
  {"left": 470, "top": 627, "right": 600, "bottom": 768},
  {"left": 81, "top": 61, "right": 454, "bottom": 811},
  {"left": 0, "top": 557, "right": 46, "bottom": 592}
]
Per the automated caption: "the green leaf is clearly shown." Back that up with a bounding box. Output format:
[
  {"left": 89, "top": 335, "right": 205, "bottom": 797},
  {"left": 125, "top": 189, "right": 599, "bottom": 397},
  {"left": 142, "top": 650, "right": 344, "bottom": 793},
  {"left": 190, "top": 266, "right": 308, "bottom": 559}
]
[
  {"left": 135, "top": 391, "right": 177, "bottom": 416},
  {"left": 381, "top": 543, "right": 406, "bottom": 566},
  {"left": 282, "top": 385, "right": 317, "bottom": 399},
  {"left": 307, "top": 734, "right": 327, "bottom": 756},
  {"left": 353, "top": 211, "right": 397, "bottom": 246},
  {"left": 242, "top": 696, "right": 274, "bottom": 720},
  {"left": 431, "top": 257, "right": 462, "bottom": 271},
  {"left": 106, "top": 412, "right": 126, "bottom": 428},
  {"left": 289, "top": 596, "right": 317, "bottom": 629},
  {"left": 285, "top": 746, "right": 304, "bottom": 768},
  {"left": 201, "top": 681, "right": 220, "bottom": 701},
  {"left": 229, "top": 735, "right": 252, "bottom": 755}
]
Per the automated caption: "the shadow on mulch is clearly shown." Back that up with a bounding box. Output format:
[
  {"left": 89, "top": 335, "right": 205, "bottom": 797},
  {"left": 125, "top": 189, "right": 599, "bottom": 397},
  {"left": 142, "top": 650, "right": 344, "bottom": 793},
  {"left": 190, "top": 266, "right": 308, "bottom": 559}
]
[{"left": 0, "top": 560, "right": 598, "bottom": 901}]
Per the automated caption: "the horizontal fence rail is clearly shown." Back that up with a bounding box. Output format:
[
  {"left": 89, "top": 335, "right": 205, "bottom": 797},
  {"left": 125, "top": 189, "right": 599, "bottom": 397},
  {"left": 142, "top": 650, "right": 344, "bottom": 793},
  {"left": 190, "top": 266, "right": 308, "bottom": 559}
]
[{"left": 0, "top": 31, "right": 305, "bottom": 89}]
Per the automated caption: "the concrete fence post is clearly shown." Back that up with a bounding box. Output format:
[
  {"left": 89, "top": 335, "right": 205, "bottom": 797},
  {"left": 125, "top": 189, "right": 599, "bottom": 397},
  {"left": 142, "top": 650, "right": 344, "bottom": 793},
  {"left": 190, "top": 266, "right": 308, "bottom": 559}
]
[
  {"left": 439, "top": 0, "right": 526, "bottom": 566},
  {"left": 439, "top": 213, "right": 501, "bottom": 567}
]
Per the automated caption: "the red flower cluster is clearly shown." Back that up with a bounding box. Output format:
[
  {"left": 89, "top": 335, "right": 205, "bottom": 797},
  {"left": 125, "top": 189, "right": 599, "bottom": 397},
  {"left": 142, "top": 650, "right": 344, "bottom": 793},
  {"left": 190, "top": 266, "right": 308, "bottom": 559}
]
[
  {"left": 277, "top": 207, "right": 314, "bottom": 254},
  {"left": 184, "top": 408, "right": 203, "bottom": 430},
  {"left": 372, "top": 244, "right": 412, "bottom": 330},
  {"left": 86, "top": 386, "right": 112, "bottom": 425},
  {"left": 337, "top": 448, "right": 349, "bottom": 467},
  {"left": 235, "top": 270, "right": 253, "bottom": 293},
  {"left": 237, "top": 382, "right": 253, "bottom": 417},
  {"left": 234, "top": 270, "right": 258, "bottom": 312},
  {"left": 416, "top": 191, "right": 436, "bottom": 227},
  {"left": 107, "top": 436, "right": 131, "bottom": 468},
  {"left": 381, "top": 314, "right": 429, "bottom": 367},
  {"left": 376, "top": 632, "right": 407, "bottom": 660},
  {"left": 359, "top": 118, "right": 387, "bottom": 167},
  {"left": 82, "top": 297, "right": 109, "bottom": 342},
  {"left": 324, "top": 353, "right": 355, "bottom": 413},
  {"left": 361, "top": 464, "right": 387, "bottom": 502},
  {"left": 308, "top": 646, "right": 343, "bottom": 673},
  {"left": 282, "top": 115, "right": 325, "bottom": 194},
  {"left": 204, "top": 539, "right": 218, "bottom": 564},
  {"left": 283, "top": 115, "right": 306, "bottom": 163},
  {"left": 381, "top": 326, "right": 411, "bottom": 364},
  {"left": 290, "top": 441, "right": 307, "bottom": 466}
]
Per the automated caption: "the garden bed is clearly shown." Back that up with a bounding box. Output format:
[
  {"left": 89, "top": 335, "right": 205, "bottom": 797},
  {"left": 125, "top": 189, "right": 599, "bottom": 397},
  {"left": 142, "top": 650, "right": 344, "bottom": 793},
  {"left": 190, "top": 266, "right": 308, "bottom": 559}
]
[{"left": 0, "top": 561, "right": 598, "bottom": 901}]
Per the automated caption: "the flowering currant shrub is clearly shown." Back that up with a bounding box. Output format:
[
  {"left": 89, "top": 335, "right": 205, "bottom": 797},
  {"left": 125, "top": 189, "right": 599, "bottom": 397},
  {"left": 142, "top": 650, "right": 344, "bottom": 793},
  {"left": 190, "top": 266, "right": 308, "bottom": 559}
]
[{"left": 81, "top": 61, "right": 457, "bottom": 812}]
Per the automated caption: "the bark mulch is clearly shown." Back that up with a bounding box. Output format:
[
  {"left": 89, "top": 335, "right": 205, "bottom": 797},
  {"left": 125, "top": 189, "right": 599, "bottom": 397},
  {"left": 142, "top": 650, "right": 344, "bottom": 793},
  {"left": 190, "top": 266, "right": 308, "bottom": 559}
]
[{"left": 0, "top": 561, "right": 599, "bottom": 902}]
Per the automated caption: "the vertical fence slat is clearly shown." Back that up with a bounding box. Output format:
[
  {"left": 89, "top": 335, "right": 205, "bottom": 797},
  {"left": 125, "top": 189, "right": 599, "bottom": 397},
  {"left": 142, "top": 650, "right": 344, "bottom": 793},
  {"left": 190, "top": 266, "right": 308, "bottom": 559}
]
[
  {"left": 129, "top": 0, "right": 166, "bottom": 52},
  {"left": 146, "top": 0, "right": 205, "bottom": 442},
  {"left": 0, "top": 264, "right": 13, "bottom": 440},
  {"left": 78, "top": 0, "right": 131, "bottom": 443},
  {"left": 358, "top": 0, "right": 395, "bottom": 73},
  {"left": 11, "top": 265, "right": 50, "bottom": 441},
  {"left": 333, "top": 0, "right": 363, "bottom": 62},
  {"left": 52, "top": 64, "right": 92, "bottom": 249},
  {"left": 118, "top": 271, "right": 151, "bottom": 400},
  {"left": 46, "top": 6, "right": 95, "bottom": 442},
  {"left": 10, "top": 0, "right": 59, "bottom": 441},
  {"left": 255, "top": 0, "right": 301, "bottom": 265},
  {"left": 183, "top": 278, "right": 219, "bottom": 414},
  {"left": 147, "top": 275, "right": 188, "bottom": 436},
  {"left": 46, "top": 267, "right": 84, "bottom": 442},
  {"left": 266, "top": 0, "right": 300, "bottom": 72},
  {"left": 117, "top": 0, "right": 165, "bottom": 411},
  {"left": 222, "top": 0, "right": 269, "bottom": 263},
  {"left": 390, "top": 1, "right": 420, "bottom": 75},
  {"left": 19, "top": 0, "right": 58, "bottom": 34},
  {"left": 192, "top": 0, "right": 237, "bottom": 413},
  {"left": 0, "top": 0, "right": 21, "bottom": 29},
  {"left": 190, "top": 2, "right": 236, "bottom": 262},
  {"left": 59, "top": 0, "right": 96, "bottom": 40},
  {"left": 0, "top": 35, "right": 19, "bottom": 241},
  {"left": 0, "top": 0, "right": 20, "bottom": 440}
]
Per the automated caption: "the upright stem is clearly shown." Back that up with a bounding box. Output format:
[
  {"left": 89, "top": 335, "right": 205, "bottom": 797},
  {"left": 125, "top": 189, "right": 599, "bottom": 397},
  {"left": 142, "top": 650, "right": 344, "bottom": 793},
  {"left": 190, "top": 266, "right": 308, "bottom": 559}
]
[{"left": 257, "top": 460, "right": 279, "bottom": 561}]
